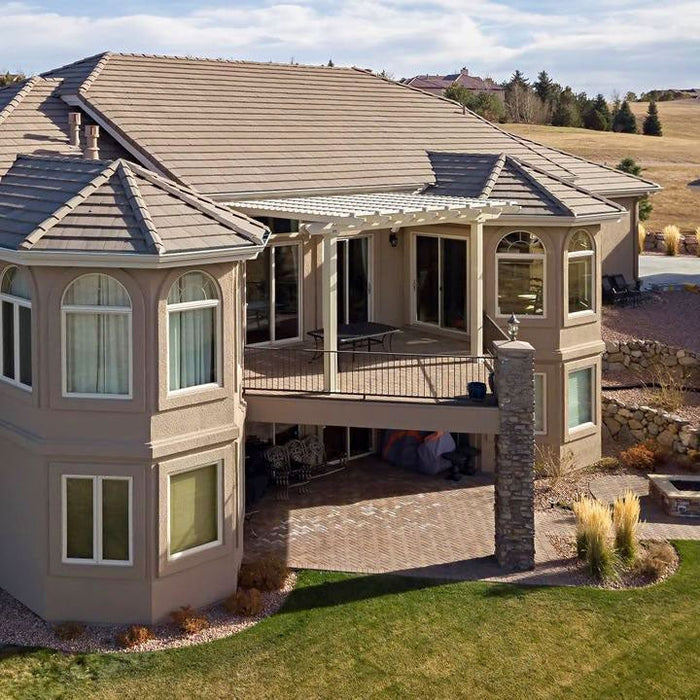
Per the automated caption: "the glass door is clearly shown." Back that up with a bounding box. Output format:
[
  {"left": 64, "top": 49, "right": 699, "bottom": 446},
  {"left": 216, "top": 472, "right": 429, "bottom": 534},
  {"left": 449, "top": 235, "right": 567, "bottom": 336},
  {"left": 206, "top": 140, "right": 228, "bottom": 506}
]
[
  {"left": 337, "top": 237, "right": 371, "bottom": 324},
  {"left": 323, "top": 426, "right": 374, "bottom": 461},
  {"left": 246, "top": 244, "right": 300, "bottom": 344},
  {"left": 414, "top": 235, "right": 467, "bottom": 332}
]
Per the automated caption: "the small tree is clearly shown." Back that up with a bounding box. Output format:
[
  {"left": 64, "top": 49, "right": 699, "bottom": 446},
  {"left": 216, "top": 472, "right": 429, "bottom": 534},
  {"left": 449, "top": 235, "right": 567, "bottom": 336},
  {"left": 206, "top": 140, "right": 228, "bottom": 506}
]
[
  {"left": 444, "top": 85, "right": 504, "bottom": 122},
  {"left": 612, "top": 100, "right": 637, "bottom": 133},
  {"left": 642, "top": 101, "right": 662, "bottom": 136},
  {"left": 617, "top": 158, "right": 653, "bottom": 221},
  {"left": 0, "top": 71, "right": 25, "bottom": 87}
]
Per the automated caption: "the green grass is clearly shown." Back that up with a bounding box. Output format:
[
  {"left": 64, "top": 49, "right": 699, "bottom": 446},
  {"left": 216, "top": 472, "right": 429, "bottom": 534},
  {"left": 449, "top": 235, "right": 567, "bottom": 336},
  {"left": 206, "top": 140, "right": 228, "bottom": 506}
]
[{"left": 2, "top": 541, "right": 700, "bottom": 699}]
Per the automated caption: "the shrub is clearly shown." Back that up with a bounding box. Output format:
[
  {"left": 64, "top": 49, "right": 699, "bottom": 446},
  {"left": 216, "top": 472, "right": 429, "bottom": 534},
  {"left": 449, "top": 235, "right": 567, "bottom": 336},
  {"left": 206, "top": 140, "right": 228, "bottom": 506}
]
[
  {"left": 224, "top": 588, "right": 263, "bottom": 617},
  {"left": 572, "top": 496, "right": 616, "bottom": 580},
  {"left": 53, "top": 621, "right": 85, "bottom": 641},
  {"left": 613, "top": 490, "right": 641, "bottom": 563},
  {"left": 593, "top": 456, "right": 620, "bottom": 471},
  {"left": 238, "top": 557, "right": 288, "bottom": 591},
  {"left": 618, "top": 444, "right": 655, "bottom": 471},
  {"left": 637, "top": 223, "right": 646, "bottom": 253},
  {"left": 170, "top": 605, "right": 209, "bottom": 635},
  {"left": 534, "top": 446, "right": 578, "bottom": 481},
  {"left": 662, "top": 225, "right": 681, "bottom": 256},
  {"left": 642, "top": 439, "right": 673, "bottom": 467},
  {"left": 116, "top": 625, "right": 154, "bottom": 649},
  {"left": 634, "top": 541, "right": 676, "bottom": 580},
  {"left": 646, "top": 360, "right": 687, "bottom": 412}
]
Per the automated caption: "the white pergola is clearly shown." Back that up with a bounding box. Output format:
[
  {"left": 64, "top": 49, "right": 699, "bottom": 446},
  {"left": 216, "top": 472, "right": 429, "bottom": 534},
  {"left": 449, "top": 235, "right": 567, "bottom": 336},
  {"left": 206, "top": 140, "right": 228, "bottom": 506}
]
[{"left": 233, "top": 191, "right": 520, "bottom": 392}]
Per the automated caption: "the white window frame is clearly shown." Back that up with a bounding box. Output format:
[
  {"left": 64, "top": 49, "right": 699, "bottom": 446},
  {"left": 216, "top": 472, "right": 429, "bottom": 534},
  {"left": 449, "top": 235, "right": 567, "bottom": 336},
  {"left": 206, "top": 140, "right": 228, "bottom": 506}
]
[
  {"left": 495, "top": 231, "right": 547, "bottom": 319},
  {"left": 410, "top": 232, "right": 470, "bottom": 334},
  {"left": 566, "top": 231, "right": 595, "bottom": 318},
  {"left": 246, "top": 241, "right": 303, "bottom": 346},
  {"left": 337, "top": 235, "right": 374, "bottom": 325},
  {"left": 567, "top": 365, "right": 596, "bottom": 434},
  {"left": 167, "top": 461, "right": 223, "bottom": 561},
  {"left": 0, "top": 269, "right": 32, "bottom": 392},
  {"left": 61, "top": 474, "right": 133, "bottom": 566},
  {"left": 166, "top": 271, "right": 222, "bottom": 396},
  {"left": 534, "top": 372, "right": 547, "bottom": 435},
  {"left": 61, "top": 274, "right": 133, "bottom": 400}
]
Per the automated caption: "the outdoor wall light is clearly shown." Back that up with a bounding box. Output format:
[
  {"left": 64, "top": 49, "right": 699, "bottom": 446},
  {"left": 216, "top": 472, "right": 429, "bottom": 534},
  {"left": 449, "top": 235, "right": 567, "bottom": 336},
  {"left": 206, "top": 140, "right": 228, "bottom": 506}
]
[
  {"left": 389, "top": 232, "right": 399, "bottom": 248},
  {"left": 507, "top": 313, "right": 520, "bottom": 341}
]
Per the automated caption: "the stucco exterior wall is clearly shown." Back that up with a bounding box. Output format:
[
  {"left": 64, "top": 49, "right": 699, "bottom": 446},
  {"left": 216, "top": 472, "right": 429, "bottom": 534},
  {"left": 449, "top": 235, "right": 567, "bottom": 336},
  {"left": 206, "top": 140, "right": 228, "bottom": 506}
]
[{"left": 599, "top": 197, "right": 638, "bottom": 282}]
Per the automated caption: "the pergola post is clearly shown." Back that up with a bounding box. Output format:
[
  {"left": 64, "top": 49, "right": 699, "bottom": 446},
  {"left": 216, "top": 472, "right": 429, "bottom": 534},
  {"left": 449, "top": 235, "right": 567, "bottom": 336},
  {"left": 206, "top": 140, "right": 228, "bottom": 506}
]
[
  {"left": 469, "top": 220, "right": 484, "bottom": 356},
  {"left": 322, "top": 233, "right": 338, "bottom": 392}
]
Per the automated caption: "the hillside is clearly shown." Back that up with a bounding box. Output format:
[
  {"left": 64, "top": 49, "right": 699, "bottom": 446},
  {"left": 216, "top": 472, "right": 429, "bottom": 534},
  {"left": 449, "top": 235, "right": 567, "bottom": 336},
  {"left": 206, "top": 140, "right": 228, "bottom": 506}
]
[{"left": 505, "top": 100, "right": 700, "bottom": 232}]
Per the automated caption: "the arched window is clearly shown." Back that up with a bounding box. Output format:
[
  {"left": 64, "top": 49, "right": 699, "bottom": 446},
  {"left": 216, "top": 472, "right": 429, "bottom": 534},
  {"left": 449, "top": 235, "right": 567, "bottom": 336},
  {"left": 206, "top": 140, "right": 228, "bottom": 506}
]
[
  {"left": 567, "top": 230, "right": 595, "bottom": 315},
  {"left": 167, "top": 271, "right": 220, "bottom": 393},
  {"left": 1, "top": 266, "right": 32, "bottom": 390},
  {"left": 496, "top": 231, "right": 545, "bottom": 316},
  {"left": 62, "top": 274, "right": 132, "bottom": 397}
]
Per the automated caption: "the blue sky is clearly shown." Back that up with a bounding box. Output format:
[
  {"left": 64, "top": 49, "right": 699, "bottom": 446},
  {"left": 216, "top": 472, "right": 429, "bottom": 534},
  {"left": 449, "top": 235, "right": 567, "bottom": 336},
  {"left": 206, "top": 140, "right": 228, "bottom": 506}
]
[{"left": 1, "top": 1, "right": 698, "bottom": 95}]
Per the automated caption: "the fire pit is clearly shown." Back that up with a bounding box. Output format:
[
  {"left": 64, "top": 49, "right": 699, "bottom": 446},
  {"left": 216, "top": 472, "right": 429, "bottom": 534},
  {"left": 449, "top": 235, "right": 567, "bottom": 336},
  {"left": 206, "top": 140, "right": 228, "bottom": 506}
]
[{"left": 649, "top": 474, "right": 700, "bottom": 518}]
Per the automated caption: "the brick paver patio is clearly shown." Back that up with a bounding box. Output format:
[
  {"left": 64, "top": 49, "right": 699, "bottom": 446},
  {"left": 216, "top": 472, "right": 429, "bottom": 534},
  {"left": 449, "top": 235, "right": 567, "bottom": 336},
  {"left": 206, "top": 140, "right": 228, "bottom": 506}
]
[{"left": 245, "top": 457, "right": 699, "bottom": 585}]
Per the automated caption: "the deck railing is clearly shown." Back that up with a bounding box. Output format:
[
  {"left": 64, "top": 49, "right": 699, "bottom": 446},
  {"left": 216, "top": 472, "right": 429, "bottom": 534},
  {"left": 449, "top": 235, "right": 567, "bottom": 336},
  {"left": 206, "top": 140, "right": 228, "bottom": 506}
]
[
  {"left": 244, "top": 346, "right": 495, "bottom": 402},
  {"left": 483, "top": 312, "right": 509, "bottom": 354}
]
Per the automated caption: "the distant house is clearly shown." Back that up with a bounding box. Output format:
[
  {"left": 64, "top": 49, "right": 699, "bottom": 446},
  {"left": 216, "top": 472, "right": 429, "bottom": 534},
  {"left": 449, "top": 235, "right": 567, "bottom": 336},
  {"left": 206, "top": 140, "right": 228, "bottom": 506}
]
[{"left": 403, "top": 67, "right": 505, "bottom": 100}]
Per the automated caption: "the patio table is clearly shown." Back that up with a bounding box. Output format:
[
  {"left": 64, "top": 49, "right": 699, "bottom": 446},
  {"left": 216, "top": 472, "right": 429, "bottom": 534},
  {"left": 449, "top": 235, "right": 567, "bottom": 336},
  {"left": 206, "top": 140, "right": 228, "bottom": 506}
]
[{"left": 307, "top": 322, "right": 400, "bottom": 359}]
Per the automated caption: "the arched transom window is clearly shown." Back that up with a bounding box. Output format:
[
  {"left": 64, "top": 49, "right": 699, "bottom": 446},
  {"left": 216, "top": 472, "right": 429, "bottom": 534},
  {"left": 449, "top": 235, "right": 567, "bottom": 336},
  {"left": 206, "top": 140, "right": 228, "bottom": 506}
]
[
  {"left": 62, "top": 274, "right": 132, "bottom": 398},
  {"left": 1, "top": 266, "right": 32, "bottom": 390},
  {"left": 567, "top": 230, "right": 595, "bottom": 315},
  {"left": 167, "top": 271, "right": 220, "bottom": 393},
  {"left": 496, "top": 231, "right": 545, "bottom": 316}
]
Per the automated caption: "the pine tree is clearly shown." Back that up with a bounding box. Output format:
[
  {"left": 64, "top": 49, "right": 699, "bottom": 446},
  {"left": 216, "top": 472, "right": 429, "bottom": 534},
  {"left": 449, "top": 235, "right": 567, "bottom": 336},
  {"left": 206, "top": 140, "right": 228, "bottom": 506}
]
[
  {"left": 509, "top": 70, "right": 529, "bottom": 88},
  {"left": 617, "top": 158, "right": 653, "bottom": 221},
  {"left": 533, "top": 70, "right": 554, "bottom": 103},
  {"left": 612, "top": 100, "right": 637, "bottom": 133},
  {"left": 551, "top": 87, "right": 581, "bottom": 127},
  {"left": 642, "top": 101, "right": 662, "bottom": 136}
]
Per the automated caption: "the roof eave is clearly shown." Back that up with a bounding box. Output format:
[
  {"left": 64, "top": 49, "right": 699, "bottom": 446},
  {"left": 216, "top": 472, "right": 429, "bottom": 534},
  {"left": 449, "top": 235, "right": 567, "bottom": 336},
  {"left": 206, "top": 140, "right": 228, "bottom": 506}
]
[{"left": 491, "top": 212, "right": 626, "bottom": 226}]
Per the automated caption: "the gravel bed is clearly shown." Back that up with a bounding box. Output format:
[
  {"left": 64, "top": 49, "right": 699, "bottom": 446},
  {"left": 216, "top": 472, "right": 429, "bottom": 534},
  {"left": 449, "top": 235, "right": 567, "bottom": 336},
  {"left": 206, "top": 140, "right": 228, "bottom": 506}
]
[
  {"left": 602, "top": 291, "right": 700, "bottom": 354},
  {"left": 0, "top": 572, "right": 296, "bottom": 654}
]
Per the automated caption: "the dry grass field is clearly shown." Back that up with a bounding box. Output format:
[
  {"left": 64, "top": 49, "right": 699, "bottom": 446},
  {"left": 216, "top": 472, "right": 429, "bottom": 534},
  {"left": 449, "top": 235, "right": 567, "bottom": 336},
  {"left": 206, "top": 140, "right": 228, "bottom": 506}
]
[{"left": 506, "top": 100, "right": 700, "bottom": 233}]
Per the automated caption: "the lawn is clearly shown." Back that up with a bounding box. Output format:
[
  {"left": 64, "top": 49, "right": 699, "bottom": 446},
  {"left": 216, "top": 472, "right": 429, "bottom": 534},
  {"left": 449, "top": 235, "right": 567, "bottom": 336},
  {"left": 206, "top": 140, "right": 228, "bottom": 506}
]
[
  {"left": 506, "top": 100, "right": 700, "bottom": 234},
  {"left": 2, "top": 541, "right": 699, "bottom": 699}
]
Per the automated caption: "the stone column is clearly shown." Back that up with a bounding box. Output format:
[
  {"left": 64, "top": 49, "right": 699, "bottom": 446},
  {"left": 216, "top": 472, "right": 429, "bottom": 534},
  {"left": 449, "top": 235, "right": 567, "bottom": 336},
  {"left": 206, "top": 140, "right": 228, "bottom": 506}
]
[{"left": 493, "top": 339, "right": 536, "bottom": 570}]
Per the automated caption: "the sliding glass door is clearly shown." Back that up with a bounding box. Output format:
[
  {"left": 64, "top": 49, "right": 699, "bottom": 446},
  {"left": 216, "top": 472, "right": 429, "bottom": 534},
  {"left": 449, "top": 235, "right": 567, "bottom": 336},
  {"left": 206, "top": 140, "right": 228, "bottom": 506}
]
[
  {"left": 246, "top": 243, "right": 300, "bottom": 344},
  {"left": 324, "top": 425, "right": 374, "bottom": 461},
  {"left": 414, "top": 235, "right": 467, "bottom": 332},
  {"left": 337, "top": 237, "right": 371, "bottom": 324}
]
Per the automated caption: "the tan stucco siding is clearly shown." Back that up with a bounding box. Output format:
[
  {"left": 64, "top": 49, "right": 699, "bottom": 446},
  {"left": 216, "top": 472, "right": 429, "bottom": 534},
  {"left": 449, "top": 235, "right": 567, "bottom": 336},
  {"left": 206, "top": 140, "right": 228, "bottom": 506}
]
[{"left": 599, "top": 197, "right": 638, "bottom": 281}]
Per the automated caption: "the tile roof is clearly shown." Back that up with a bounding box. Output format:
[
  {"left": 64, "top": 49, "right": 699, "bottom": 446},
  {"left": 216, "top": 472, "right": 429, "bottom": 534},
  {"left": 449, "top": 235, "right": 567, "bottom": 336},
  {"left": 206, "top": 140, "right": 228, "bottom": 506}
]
[
  {"left": 427, "top": 152, "right": 626, "bottom": 219},
  {"left": 0, "top": 154, "right": 268, "bottom": 258},
  {"left": 38, "top": 53, "right": 658, "bottom": 202}
]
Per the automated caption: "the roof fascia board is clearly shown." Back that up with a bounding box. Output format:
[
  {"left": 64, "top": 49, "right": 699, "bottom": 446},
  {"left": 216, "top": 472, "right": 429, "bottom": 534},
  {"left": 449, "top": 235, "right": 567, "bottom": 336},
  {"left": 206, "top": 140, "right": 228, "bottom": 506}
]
[{"left": 489, "top": 213, "right": 624, "bottom": 226}]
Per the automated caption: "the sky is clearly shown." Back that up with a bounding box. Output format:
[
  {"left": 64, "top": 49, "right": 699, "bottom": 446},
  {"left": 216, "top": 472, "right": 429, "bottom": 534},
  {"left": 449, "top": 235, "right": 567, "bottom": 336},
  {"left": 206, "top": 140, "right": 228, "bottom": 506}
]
[{"left": 1, "top": 0, "right": 698, "bottom": 96}]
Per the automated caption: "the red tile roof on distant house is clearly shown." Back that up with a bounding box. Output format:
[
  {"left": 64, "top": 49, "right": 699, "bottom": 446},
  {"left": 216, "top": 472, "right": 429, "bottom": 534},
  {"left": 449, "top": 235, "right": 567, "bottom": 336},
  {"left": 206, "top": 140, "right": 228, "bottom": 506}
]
[{"left": 404, "top": 69, "right": 504, "bottom": 96}]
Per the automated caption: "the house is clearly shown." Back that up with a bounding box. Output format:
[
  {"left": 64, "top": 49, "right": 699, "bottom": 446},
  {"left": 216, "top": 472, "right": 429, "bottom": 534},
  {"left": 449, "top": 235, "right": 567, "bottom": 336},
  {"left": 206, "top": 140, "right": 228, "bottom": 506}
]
[
  {"left": 403, "top": 67, "right": 505, "bottom": 100},
  {"left": 0, "top": 53, "right": 659, "bottom": 624}
]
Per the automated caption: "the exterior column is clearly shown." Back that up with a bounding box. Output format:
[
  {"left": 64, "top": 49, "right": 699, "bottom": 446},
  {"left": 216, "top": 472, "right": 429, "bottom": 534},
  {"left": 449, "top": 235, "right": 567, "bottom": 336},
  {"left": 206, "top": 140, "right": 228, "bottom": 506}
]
[
  {"left": 322, "top": 233, "right": 338, "bottom": 392},
  {"left": 469, "top": 220, "right": 483, "bottom": 356},
  {"left": 493, "top": 339, "right": 536, "bottom": 570}
]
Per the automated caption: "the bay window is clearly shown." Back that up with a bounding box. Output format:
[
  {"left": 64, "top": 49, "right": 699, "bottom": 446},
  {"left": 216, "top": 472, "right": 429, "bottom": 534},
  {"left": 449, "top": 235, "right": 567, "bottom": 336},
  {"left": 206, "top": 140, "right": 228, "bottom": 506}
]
[
  {"left": 167, "top": 271, "right": 220, "bottom": 392},
  {"left": 0, "top": 266, "right": 32, "bottom": 390},
  {"left": 62, "top": 274, "right": 132, "bottom": 398},
  {"left": 567, "top": 231, "right": 595, "bottom": 315},
  {"left": 62, "top": 475, "right": 132, "bottom": 565},
  {"left": 568, "top": 367, "right": 594, "bottom": 430},
  {"left": 496, "top": 231, "right": 545, "bottom": 317}
]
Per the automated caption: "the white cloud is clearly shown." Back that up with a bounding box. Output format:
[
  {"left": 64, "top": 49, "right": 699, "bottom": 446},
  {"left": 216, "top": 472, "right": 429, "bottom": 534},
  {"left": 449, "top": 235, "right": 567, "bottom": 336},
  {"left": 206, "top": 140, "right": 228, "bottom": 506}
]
[{"left": 0, "top": 1, "right": 697, "bottom": 94}]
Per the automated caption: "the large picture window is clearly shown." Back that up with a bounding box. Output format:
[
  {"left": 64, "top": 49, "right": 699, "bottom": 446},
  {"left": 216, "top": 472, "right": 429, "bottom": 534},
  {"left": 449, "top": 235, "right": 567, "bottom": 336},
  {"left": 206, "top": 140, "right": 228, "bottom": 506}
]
[
  {"left": 168, "top": 462, "right": 222, "bottom": 558},
  {"left": 0, "top": 266, "right": 32, "bottom": 390},
  {"left": 62, "top": 274, "right": 132, "bottom": 398},
  {"left": 167, "top": 271, "right": 220, "bottom": 393},
  {"left": 568, "top": 367, "right": 594, "bottom": 430},
  {"left": 496, "top": 231, "right": 545, "bottom": 317},
  {"left": 567, "top": 231, "right": 595, "bottom": 315},
  {"left": 62, "top": 475, "right": 132, "bottom": 565}
]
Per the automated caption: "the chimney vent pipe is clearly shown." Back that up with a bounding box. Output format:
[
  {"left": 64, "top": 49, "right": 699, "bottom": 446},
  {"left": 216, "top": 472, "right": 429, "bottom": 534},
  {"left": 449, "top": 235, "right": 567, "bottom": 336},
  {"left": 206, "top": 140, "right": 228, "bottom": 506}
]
[
  {"left": 68, "top": 112, "right": 81, "bottom": 148},
  {"left": 84, "top": 124, "right": 100, "bottom": 160}
]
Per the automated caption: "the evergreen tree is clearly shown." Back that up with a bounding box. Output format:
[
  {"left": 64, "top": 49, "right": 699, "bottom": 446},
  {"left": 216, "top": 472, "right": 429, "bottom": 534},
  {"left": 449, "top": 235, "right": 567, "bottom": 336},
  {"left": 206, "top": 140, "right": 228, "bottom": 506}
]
[
  {"left": 327, "top": 59, "right": 334, "bottom": 67},
  {"left": 583, "top": 94, "right": 611, "bottom": 131},
  {"left": 551, "top": 87, "right": 581, "bottom": 127},
  {"left": 509, "top": 70, "right": 529, "bottom": 87},
  {"left": 617, "top": 158, "right": 653, "bottom": 221},
  {"left": 642, "top": 101, "right": 662, "bottom": 136},
  {"left": 533, "top": 70, "right": 555, "bottom": 103},
  {"left": 444, "top": 84, "right": 505, "bottom": 122},
  {"left": 612, "top": 100, "right": 637, "bottom": 133}
]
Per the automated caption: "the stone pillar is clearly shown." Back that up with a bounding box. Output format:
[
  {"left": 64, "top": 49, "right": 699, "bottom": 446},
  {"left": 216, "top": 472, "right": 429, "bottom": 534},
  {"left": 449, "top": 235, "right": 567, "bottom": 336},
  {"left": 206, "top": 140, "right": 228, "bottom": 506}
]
[{"left": 493, "top": 340, "right": 536, "bottom": 570}]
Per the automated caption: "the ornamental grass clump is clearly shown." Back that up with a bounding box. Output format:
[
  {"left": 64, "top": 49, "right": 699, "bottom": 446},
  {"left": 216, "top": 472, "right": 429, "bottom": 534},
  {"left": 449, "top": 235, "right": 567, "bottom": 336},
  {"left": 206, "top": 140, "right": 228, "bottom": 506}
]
[
  {"left": 695, "top": 227, "right": 700, "bottom": 257},
  {"left": 662, "top": 225, "right": 681, "bottom": 256},
  {"left": 572, "top": 496, "right": 617, "bottom": 580},
  {"left": 637, "top": 223, "right": 646, "bottom": 253},
  {"left": 613, "top": 490, "right": 641, "bottom": 564}
]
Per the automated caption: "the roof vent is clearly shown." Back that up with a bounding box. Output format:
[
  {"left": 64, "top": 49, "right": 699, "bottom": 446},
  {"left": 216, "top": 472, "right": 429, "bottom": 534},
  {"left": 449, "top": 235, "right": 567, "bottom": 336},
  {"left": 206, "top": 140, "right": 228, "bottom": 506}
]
[
  {"left": 68, "top": 112, "right": 81, "bottom": 148},
  {"left": 84, "top": 124, "right": 100, "bottom": 160}
]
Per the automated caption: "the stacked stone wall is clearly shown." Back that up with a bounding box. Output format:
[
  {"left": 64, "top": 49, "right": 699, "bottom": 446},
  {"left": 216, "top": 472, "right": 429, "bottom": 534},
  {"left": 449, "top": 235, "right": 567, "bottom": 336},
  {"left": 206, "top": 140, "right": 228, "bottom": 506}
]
[{"left": 603, "top": 339, "right": 700, "bottom": 373}]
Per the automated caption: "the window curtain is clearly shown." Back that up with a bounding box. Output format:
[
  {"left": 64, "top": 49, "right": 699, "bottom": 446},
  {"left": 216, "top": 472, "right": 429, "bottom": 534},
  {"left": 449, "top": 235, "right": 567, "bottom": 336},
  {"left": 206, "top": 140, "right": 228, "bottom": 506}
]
[
  {"left": 65, "top": 478, "right": 94, "bottom": 560},
  {"left": 169, "top": 307, "right": 216, "bottom": 391},
  {"left": 169, "top": 464, "right": 218, "bottom": 555},
  {"left": 568, "top": 368, "right": 593, "bottom": 429},
  {"left": 65, "top": 312, "right": 130, "bottom": 395},
  {"left": 101, "top": 479, "right": 129, "bottom": 561}
]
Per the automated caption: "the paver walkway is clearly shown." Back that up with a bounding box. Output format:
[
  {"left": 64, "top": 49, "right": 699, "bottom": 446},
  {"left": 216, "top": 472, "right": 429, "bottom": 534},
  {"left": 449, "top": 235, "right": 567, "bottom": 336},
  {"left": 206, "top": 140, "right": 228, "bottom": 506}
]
[{"left": 245, "top": 457, "right": 699, "bottom": 585}]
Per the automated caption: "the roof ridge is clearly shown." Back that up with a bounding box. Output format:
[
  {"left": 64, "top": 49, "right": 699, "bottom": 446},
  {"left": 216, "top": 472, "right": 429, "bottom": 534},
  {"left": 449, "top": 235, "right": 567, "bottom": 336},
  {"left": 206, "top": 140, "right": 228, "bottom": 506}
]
[
  {"left": 16, "top": 153, "right": 110, "bottom": 165},
  {"left": 117, "top": 161, "right": 166, "bottom": 254},
  {"left": 0, "top": 76, "right": 39, "bottom": 127},
  {"left": 128, "top": 162, "right": 266, "bottom": 242},
  {"left": 78, "top": 52, "right": 114, "bottom": 94},
  {"left": 505, "top": 156, "right": 575, "bottom": 216},
  {"left": 479, "top": 154, "right": 506, "bottom": 199},
  {"left": 18, "top": 160, "right": 120, "bottom": 250}
]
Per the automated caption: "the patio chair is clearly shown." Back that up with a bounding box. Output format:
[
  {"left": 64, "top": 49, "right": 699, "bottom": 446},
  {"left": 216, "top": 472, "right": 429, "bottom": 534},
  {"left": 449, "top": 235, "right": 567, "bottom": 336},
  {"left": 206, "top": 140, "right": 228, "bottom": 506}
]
[
  {"left": 612, "top": 274, "right": 646, "bottom": 305},
  {"left": 602, "top": 276, "right": 628, "bottom": 306},
  {"left": 302, "top": 434, "right": 347, "bottom": 476},
  {"left": 264, "top": 445, "right": 291, "bottom": 500},
  {"left": 285, "top": 438, "right": 312, "bottom": 485}
]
